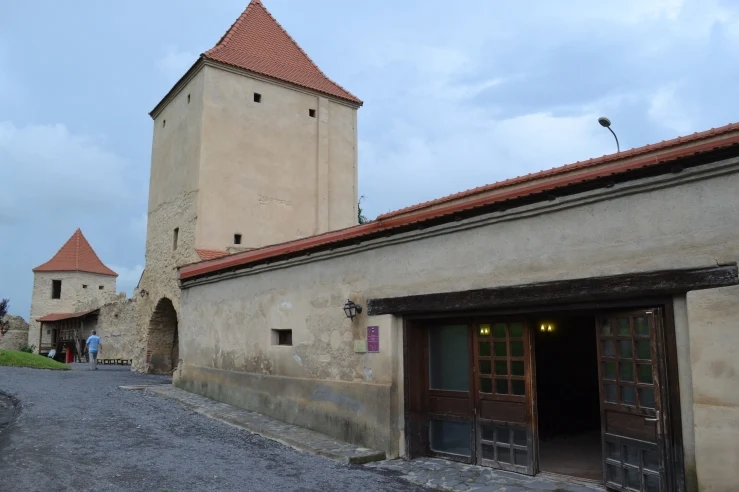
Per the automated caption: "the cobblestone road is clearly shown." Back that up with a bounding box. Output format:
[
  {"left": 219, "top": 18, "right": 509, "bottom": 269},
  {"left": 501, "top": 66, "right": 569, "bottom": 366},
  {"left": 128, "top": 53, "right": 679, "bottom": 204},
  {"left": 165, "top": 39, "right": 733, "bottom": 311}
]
[{"left": 0, "top": 364, "right": 428, "bottom": 492}]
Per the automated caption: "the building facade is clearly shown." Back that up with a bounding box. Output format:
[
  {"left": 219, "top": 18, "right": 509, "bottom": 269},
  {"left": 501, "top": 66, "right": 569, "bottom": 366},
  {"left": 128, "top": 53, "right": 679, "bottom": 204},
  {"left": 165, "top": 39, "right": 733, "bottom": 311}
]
[{"left": 134, "top": 0, "right": 362, "bottom": 373}]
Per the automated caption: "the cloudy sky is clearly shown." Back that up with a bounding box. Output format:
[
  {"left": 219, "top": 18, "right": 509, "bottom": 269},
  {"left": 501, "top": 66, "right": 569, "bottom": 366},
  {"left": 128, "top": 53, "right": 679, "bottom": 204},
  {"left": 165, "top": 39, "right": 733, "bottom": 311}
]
[{"left": 1, "top": 0, "right": 738, "bottom": 318}]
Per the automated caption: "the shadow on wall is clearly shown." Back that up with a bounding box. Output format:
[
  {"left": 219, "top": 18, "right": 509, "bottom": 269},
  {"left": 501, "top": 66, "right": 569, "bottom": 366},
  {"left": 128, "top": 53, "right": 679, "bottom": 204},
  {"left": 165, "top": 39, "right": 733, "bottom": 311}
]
[{"left": 146, "top": 297, "right": 179, "bottom": 374}]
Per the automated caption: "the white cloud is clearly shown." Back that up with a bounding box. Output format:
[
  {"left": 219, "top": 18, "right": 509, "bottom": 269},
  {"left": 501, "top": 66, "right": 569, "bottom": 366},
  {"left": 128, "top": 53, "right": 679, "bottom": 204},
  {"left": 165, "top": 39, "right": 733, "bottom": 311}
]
[
  {"left": 648, "top": 84, "right": 693, "bottom": 135},
  {"left": 158, "top": 46, "right": 197, "bottom": 83},
  {"left": 109, "top": 264, "right": 144, "bottom": 298}
]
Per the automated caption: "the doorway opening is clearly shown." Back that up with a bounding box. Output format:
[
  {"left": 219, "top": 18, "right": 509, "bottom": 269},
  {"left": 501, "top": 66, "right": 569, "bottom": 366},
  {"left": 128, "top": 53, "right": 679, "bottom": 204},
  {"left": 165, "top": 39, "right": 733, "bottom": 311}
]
[
  {"left": 146, "top": 297, "right": 179, "bottom": 374},
  {"left": 535, "top": 313, "right": 602, "bottom": 481}
]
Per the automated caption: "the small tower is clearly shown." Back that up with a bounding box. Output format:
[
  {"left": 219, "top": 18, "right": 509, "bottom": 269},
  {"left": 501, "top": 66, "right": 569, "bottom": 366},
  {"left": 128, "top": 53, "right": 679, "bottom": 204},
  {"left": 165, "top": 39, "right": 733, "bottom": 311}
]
[
  {"left": 135, "top": 0, "right": 362, "bottom": 372},
  {"left": 28, "top": 229, "right": 118, "bottom": 352}
]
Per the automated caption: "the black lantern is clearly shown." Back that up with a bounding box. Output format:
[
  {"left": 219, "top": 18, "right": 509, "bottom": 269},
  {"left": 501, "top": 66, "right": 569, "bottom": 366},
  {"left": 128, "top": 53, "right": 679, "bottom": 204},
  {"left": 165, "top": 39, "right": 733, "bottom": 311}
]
[{"left": 343, "top": 299, "right": 362, "bottom": 320}]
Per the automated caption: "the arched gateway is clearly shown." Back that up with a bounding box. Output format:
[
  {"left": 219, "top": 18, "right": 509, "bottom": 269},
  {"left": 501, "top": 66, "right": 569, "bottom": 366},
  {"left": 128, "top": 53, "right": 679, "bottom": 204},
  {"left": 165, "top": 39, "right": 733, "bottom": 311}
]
[{"left": 146, "top": 298, "right": 179, "bottom": 374}]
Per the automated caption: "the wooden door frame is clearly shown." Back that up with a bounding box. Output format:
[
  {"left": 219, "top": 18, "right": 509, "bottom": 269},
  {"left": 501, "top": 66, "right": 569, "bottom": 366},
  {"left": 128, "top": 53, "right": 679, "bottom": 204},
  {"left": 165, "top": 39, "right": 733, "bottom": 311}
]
[{"left": 403, "top": 296, "right": 685, "bottom": 492}]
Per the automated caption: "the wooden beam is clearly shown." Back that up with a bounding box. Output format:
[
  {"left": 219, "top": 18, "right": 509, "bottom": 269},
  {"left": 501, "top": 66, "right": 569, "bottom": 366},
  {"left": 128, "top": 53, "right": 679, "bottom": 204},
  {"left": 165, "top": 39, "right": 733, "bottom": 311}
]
[{"left": 368, "top": 264, "right": 739, "bottom": 316}]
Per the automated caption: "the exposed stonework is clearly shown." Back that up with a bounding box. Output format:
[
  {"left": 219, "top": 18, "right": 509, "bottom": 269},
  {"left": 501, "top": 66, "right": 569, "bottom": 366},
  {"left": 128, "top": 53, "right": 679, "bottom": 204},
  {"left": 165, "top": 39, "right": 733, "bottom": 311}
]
[
  {"left": 93, "top": 296, "right": 138, "bottom": 360},
  {"left": 0, "top": 315, "right": 30, "bottom": 351}
]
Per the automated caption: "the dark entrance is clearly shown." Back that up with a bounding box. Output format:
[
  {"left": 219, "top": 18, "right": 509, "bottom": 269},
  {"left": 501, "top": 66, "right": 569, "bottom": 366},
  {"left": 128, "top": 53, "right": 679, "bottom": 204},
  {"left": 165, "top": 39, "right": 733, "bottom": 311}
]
[
  {"left": 535, "top": 314, "right": 602, "bottom": 481},
  {"left": 405, "top": 304, "right": 680, "bottom": 491}
]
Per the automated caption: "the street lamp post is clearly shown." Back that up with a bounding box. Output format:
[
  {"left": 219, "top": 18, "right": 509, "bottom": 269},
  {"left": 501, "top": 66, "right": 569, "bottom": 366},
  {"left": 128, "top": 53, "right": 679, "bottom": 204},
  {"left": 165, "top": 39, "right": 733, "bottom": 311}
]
[{"left": 598, "top": 117, "right": 620, "bottom": 153}]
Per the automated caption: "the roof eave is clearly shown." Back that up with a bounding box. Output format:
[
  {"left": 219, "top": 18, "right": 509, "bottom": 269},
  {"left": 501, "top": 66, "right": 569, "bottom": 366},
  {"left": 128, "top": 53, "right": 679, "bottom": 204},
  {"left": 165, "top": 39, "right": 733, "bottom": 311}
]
[
  {"left": 149, "top": 57, "right": 207, "bottom": 119},
  {"left": 202, "top": 57, "right": 363, "bottom": 108}
]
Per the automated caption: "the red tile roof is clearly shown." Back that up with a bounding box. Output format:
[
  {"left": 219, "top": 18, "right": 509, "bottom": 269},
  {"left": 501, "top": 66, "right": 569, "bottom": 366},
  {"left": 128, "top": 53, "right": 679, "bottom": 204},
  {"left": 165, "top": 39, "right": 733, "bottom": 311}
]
[
  {"left": 37, "top": 309, "right": 99, "bottom": 323},
  {"left": 33, "top": 229, "right": 118, "bottom": 277},
  {"left": 180, "top": 122, "right": 739, "bottom": 281},
  {"left": 195, "top": 248, "right": 230, "bottom": 261},
  {"left": 202, "top": 0, "right": 362, "bottom": 105}
]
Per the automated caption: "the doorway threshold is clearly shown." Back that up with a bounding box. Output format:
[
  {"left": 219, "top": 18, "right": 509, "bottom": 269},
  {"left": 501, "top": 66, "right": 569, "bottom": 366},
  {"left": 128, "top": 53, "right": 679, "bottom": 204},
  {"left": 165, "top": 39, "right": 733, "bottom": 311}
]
[
  {"left": 537, "top": 471, "right": 605, "bottom": 490},
  {"left": 367, "top": 457, "right": 605, "bottom": 491}
]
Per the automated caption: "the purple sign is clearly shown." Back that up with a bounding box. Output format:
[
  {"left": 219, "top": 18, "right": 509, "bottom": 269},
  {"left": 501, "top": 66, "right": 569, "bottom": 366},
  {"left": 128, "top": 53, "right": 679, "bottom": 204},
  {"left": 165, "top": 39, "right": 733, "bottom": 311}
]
[{"left": 367, "top": 326, "right": 380, "bottom": 353}]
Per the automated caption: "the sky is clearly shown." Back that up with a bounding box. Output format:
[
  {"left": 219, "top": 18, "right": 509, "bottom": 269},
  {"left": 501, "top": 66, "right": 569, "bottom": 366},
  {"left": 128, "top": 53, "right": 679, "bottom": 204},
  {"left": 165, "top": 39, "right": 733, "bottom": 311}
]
[{"left": 1, "top": 0, "right": 738, "bottom": 318}]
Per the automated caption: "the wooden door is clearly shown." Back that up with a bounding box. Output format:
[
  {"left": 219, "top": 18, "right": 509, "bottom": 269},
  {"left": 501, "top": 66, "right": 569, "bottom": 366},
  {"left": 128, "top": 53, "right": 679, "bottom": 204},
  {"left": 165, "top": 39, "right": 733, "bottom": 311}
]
[
  {"left": 425, "top": 322, "right": 475, "bottom": 463},
  {"left": 596, "top": 309, "right": 665, "bottom": 492},
  {"left": 473, "top": 320, "right": 536, "bottom": 475}
]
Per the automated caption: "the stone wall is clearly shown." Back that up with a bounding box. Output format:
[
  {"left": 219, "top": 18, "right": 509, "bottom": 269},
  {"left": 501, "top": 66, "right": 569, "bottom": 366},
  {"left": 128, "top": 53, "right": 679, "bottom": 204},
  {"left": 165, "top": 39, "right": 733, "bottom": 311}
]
[
  {"left": 0, "top": 315, "right": 30, "bottom": 351},
  {"left": 94, "top": 295, "right": 138, "bottom": 360}
]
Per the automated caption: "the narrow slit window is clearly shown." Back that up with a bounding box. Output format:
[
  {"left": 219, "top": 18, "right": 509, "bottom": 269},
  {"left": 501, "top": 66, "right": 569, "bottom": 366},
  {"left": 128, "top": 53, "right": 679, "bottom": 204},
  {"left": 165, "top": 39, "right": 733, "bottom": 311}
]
[
  {"left": 187, "top": 94, "right": 191, "bottom": 104},
  {"left": 173, "top": 227, "right": 179, "bottom": 250},
  {"left": 162, "top": 119, "right": 166, "bottom": 128},
  {"left": 51, "top": 280, "right": 62, "bottom": 299},
  {"left": 272, "top": 329, "right": 292, "bottom": 346},
  {"left": 309, "top": 109, "right": 316, "bottom": 117},
  {"left": 234, "top": 233, "right": 242, "bottom": 245}
]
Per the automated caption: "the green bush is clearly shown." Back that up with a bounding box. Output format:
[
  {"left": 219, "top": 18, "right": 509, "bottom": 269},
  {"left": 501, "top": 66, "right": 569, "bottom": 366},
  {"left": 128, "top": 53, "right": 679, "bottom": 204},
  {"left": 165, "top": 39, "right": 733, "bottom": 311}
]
[{"left": 18, "top": 344, "right": 35, "bottom": 354}]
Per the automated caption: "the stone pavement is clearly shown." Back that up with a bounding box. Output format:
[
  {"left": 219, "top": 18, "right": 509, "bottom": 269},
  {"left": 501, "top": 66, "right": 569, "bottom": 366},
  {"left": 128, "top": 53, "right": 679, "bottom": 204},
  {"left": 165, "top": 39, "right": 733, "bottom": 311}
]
[
  {"left": 119, "top": 383, "right": 386, "bottom": 465},
  {"left": 367, "top": 458, "right": 604, "bottom": 491}
]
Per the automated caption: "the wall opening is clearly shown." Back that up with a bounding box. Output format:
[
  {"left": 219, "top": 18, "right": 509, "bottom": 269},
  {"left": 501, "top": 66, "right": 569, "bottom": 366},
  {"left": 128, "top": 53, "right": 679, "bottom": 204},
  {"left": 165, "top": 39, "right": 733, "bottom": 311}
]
[
  {"left": 253, "top": 93, "right": 262, "bottom": 103},
  {"left": 146, "top": 297, "right": 179, "bottom": 374},
  {"left": 162, "top": 119, "right": 166, "bottom": 128},
  {"left": 187, "top": 94, "right": 190, "bottom": 104},
  {"left": 309, "top": 109, "right": 316, "bottom": 117},
  {"left": 271, "top": 329, "right": 292, "bottom": 346},
  {"left": 234, "top": 233, "right": 242, "bottom": 245},
  {"left": 98, "top": 285, "right": 104, "bottom": 290},
  {"left": 82, "top": 284, "right": 88, "bottom": 289},
  {"left": 535, "top": 313, "right": 602, "bottom": 481},
  {"left": 52, "top": 280, "right": 62, "bottom": 299},
  {"left": 173, "top": 227, "right": 179, "bottom": 250}
]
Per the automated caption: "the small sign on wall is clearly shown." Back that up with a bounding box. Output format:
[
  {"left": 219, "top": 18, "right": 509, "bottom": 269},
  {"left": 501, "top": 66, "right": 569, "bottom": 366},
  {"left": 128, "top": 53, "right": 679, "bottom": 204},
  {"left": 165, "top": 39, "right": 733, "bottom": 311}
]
[{"left": 367, "top": 326, "right": 379, "bottom": 353}]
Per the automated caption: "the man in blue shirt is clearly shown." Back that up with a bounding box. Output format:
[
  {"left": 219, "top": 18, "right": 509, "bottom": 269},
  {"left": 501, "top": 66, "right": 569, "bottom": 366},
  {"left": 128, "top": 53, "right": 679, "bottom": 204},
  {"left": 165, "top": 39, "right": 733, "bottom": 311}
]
[{"left": 85, "top": 331, "right": 101, "bottom": 370}]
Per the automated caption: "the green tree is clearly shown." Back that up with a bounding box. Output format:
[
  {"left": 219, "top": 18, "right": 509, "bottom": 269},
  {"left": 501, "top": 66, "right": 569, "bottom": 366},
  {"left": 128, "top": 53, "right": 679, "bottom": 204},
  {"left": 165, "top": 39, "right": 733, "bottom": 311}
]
[{"left": 358, "top": 196, "right": 368, "bottom": 224}]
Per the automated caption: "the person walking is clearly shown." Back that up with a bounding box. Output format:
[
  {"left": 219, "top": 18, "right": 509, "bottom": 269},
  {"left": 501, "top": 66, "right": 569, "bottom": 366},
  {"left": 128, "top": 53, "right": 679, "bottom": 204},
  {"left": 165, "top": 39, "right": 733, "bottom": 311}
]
[{"left": 85, "top": 331, "right": 101, "bottom": 370}]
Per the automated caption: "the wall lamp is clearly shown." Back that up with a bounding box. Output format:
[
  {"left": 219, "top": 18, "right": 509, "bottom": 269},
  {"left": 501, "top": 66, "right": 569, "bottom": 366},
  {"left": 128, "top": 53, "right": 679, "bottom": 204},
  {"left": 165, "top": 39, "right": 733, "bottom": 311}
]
[
  {"left": 343, "top": 299, "right": 362, "bottom": 320},
  {"left": 540, "top": 323, "right": 555, "bottom": 333}
]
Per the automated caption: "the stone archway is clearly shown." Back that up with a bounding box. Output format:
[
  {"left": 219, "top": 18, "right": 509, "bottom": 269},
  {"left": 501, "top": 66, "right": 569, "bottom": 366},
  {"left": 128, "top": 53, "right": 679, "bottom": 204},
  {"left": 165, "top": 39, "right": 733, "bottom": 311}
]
[{"left": 146, "top": 297, "right": 179, "bottom": 374}]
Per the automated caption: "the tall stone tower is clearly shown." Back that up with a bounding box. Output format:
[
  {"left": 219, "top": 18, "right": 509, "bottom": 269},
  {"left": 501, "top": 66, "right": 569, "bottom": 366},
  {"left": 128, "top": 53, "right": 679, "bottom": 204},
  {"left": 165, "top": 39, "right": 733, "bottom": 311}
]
[
  {"left": 134, "top": 0, "right": 362, "bottom": 373},
  {"left": 28, "top": 229, "right": 118, "bottom": 351}
]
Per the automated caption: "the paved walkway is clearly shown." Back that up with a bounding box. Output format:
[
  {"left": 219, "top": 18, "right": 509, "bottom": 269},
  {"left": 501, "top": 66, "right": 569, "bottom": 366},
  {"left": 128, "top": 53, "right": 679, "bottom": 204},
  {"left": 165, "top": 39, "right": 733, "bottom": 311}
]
[
  {"left": 121, "top": 383, "right": 385, "bottom": 464},
  {"left": 367, "top": 458, "right": 603, "bottom": 491},
  {"left": 134, "top": 383, "right": 605, "bottom": 492}
]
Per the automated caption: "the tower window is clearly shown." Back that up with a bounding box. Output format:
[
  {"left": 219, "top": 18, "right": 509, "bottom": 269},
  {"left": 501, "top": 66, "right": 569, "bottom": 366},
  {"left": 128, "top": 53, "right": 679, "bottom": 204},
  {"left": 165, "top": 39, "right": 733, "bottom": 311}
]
[
  {"left": 234, "top": 233, "right": 242, "bottom": 245},
  {"left": 187, "top": 94, "right": 191, "bottom": 104},
  {"left": 82, "top": 285, "right": 88, "bottom": 289},
  {"left": 272, "top": 329, "right": 293, "bottom": 346},
  {"left": 162, "top": 119, "right": 166, "bottom": 128},
  {"left": 309, "top": 109, "right": 316, "bottom": 118},
  {"left": 99, "top": 286, "right": 104, "bottom": 290},
  {"left": 173, "top": 227, "right": 179, "bottom": 250},
  {"left": 51, "top": 280, "right": 62, "bottom": 299},
  {"left": 253, "top": 93, "right": 262, "bottom": 103}
]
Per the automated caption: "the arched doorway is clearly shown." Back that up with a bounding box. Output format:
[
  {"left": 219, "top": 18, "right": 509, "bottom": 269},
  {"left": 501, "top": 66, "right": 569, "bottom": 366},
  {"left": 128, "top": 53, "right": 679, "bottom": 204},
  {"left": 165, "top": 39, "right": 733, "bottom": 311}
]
[{"left": 146, "top": 297, "right": 179, "bottom": 374}]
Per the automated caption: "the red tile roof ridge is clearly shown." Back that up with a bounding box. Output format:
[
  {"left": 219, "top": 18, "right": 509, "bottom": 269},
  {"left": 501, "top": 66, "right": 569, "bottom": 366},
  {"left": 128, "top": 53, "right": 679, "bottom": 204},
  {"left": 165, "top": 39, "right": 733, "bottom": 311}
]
[
  {"left": 33, "top": 229, "right": 118, "bottom": 277},
  {"left": 377, "top": 122, "right": 739, "bottom": 220},
  {"left": 203, "top": 0, "right": 362, "bottom": 105},
  {"left": 180, "top": 121, "right": 739, "bottom": 281},
  {"left": 195, "top": 248, "right": 231, "bottom": 261}
]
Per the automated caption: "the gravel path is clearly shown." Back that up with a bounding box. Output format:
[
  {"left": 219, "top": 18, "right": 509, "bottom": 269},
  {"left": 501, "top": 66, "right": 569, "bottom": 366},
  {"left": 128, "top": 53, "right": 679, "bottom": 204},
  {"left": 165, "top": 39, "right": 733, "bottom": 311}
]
[{"left": 0, "top": 364, "right": 427, "bottom": 492}]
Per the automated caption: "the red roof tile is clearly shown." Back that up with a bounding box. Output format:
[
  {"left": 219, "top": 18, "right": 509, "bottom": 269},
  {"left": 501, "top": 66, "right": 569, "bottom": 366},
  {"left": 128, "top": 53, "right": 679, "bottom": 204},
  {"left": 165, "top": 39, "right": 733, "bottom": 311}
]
[
  {"left": 37, "top": 309, "right": 99, "bottom": 323},
  {"left": 180, "top": 122, "right": 739, "bottom": 281},
  {"left": 33, "top": 229, "right": 118, "bottom": 277},
  {"left": 379, "top": 122, "right": 739, "bottom": 220},
  {"left": 203, "top": 0, "right": 362, "bottom": 105},
  {"left": 195, "top": 248, "right": 231, "bottom": 261}
]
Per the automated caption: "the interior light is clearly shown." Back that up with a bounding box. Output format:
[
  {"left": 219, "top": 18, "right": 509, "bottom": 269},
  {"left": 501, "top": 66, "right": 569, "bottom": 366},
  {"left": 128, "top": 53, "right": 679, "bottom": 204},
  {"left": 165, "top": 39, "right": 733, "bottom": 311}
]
[
  {"left": 540, "top": 324, "right": 546, "bottom": 332},
  {"left": 547, "top": 324, "right": 554, "bottom": 332},
  {"left": 479, "top": 324, "right": 491, "bottom": 336}
]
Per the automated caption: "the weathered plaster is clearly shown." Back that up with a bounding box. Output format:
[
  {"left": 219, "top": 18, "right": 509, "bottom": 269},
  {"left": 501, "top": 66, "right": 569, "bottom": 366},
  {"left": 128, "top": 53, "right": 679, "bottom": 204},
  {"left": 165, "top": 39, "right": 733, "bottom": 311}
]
[
  {"left": 687, "top": 285, "right": 739, "bottom": 491},
  {"left": 178, "top": 159, "right": 739, "bottom": 461}
]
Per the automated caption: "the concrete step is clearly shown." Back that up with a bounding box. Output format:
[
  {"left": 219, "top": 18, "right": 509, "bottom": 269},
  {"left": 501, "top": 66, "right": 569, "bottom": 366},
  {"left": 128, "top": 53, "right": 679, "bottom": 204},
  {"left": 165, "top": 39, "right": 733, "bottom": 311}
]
[{"left": 120, "top": 383, "right": 386, "bottom": 465}]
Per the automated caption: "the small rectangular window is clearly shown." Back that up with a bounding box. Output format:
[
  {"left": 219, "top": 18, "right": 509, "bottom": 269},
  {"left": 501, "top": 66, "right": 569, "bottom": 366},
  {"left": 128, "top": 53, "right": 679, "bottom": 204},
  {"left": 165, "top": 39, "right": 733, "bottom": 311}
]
[
  {"left": 272, "top": 329, "right": 293, "bottom": 346},
  {"left": 99, "top": 286, "right": 104, "bottom": 290},
  {"left": 82, "top": 284, "right": 88, "bottom": 289},
  {"left": 173, "top": 227, "right": 179, "bottom": 250},
  {"left": 51, "top": 280, "right": 62, "bottom": 299},
  {"left": 309, "top": 109, "right": 316, "bottom": 117},
  {"left": 253, "top": 93, "right": 262, "bottom": 103},
  {"left": 234, "top": 233, "right": 242, "bottom": 245}
]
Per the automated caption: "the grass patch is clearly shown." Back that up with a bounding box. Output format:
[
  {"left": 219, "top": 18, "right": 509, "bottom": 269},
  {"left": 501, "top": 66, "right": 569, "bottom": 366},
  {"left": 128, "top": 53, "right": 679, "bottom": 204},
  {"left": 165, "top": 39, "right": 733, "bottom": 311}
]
[{"left": 0, "top": 350, "right": 71, "bottom": 370}]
